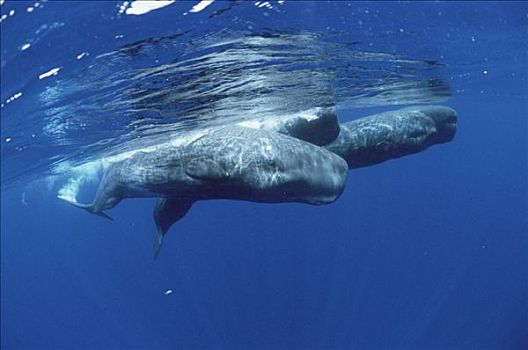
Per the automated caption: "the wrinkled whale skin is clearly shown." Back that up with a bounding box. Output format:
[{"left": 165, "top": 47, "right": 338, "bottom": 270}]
[
  {"left": 325, "top": 105, "right": 457, "bottom": 168},
  {"left": 71, "top": 125, "right": 349, "bottom": 215}
]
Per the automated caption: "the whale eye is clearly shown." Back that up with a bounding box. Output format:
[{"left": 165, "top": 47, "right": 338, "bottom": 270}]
[{"left": 266, "top": 158, "right": 276, "bottom": 167}]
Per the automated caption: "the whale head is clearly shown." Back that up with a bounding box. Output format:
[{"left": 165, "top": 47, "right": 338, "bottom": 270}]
[
  {"left": 194, "top": 126, "right": 349, "bottom": 205},
  {"left": 422, "top": 105, "right": 457, "bottom": 144}
]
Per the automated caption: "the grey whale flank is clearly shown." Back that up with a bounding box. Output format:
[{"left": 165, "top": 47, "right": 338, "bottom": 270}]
[
  {"left": 60, "top": 105, "right": 457, "bottom": 257},
  {"left": 324, "top": 105, "right": 457, "bottom": 168},
  {"left": 61, "top": 125, "right": 349, "bottom": 256}
]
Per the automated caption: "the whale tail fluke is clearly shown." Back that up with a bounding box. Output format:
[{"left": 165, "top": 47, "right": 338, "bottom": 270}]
[{"left": 58, "top": 195, "right": 113, "bottom": 221}]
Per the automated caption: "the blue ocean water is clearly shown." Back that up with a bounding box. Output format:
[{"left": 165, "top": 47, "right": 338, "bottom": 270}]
[{"left": 1, "top": 1, "right": 527, "bottom": 349}]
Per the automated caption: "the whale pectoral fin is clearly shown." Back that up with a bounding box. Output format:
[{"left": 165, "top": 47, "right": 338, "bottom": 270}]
[
  {"left": 153, "top": 231, "right": 164, "bottom": 260},
  {"left": 95, "top": 211, "right": 114, "bottom": 221},
  {"left": 58, "top": 195, "right": 113, "bottom": 221},
  {"left": 185, "top": 157, "right": 229, "bottom": 182},
  {"left": 152, "top": 197, "right": 194, "bottom": 259}
]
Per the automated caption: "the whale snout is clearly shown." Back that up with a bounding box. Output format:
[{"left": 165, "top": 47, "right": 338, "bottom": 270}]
[
  {"left": 314, "top": 154, "right": 348, "bottom": 204},
  {"left": 281, "top": 149, "right": 348, "bottom": 205},
  {"left": 424, "top": 105, "right": 457, "bottom": 143}
]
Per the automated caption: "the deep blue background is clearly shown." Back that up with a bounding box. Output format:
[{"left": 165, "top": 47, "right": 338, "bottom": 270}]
[{"left": 1, "top": 1, "right": 527, "bottom": 349}]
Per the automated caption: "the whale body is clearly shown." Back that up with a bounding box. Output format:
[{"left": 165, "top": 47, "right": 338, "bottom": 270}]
[
  {"left": 324, "top": 105, "right": 457, "bottom": 168},
  {"left": 60, "top": 125, "right": 349, "bottom": 255},
  {"left": 60, "top": 105, "right": 457, "bottom": 257},
  {"left": 238, "top": 105, "right": 457, "bottom": 169}
]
